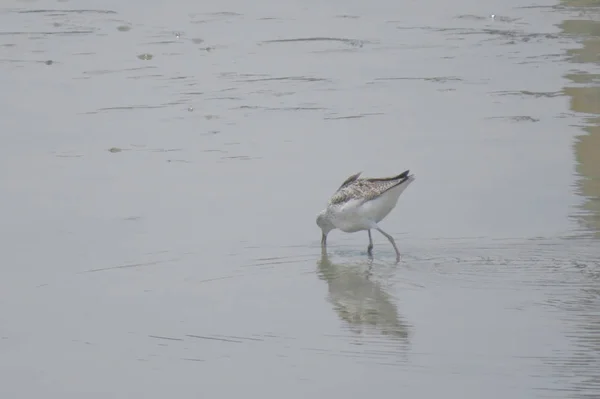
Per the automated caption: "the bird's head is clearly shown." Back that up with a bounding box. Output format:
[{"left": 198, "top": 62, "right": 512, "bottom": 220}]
[{"left": 316, "top": 210, "right": 335, "bottom": 244}]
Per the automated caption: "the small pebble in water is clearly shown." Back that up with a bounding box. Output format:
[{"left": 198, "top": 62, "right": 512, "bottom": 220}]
[
  {"left": 490, "top": 14, "right": 496, "bottom": 19},
  {"left": 187, "top": 107, "right": 194, "bottom": 112},
  {"left": 45, "top": 60, "right": 53, "bottom": 65},
  {"left": 137, "top": 53, "right": 153, "bottom": 61},
  {"left": 175, "top": 32, "right": 181, "bottom": 39},
  {"left": 108, "top": 147, "right": 122, "bottom": 153}
]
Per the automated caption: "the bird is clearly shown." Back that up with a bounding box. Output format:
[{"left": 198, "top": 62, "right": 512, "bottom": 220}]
[{"left": 316, "top": 169, "right": 415, "bottom": 261}]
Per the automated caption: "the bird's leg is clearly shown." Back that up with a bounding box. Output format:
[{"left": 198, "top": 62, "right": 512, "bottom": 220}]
[
  {"left": 375, "top": 227, "right": 401, "bottom": 262},
  {"left": 365, "top": 256, "right": 374, "bottom": 279},
  {"left": 321, "top": 232, "right": 327, "bottom": 248},
  {"left": 367, "top": 230, "right": 374, "bottom": 255}
]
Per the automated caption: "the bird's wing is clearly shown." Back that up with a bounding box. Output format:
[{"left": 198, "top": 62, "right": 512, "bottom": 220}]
[
  {"left": 329, "top": 171, "right": 410, "bottom": 205},
  {"left": 365, "top": 170, "right": 410, "bottom": 183},
  {"left": 336, "top": 171, "right": 362, "bottom": 191}
]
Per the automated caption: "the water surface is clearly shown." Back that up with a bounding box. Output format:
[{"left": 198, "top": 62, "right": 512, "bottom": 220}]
[{"left": 1, "top": 0, "right": 599, "bottom": 397}]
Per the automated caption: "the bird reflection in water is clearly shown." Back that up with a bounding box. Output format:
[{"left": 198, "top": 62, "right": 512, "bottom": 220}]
[{"left": 316, "top": 248, "right": 410, "bottom": 343}]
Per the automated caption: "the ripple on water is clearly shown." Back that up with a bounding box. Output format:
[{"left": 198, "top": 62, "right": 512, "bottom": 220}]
[
  {"left": 17, "top": 9, "right": 118, "bottom": 15},
  {"left": 261, "top": 37, "right": 369, "bottom": 48},
  {"left": 324, "top": 112, "right": 385, "bottom": 120},
  {"left": 232, "top": 75, "right": 330, "bottom": 83}
]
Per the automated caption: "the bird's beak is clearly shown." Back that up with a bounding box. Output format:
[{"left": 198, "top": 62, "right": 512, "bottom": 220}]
[{"left": 321, "top": 232, "right": 327, "bottom": 246}]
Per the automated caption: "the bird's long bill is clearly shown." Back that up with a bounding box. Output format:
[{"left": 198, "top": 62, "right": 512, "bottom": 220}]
[{"left": 321, "top": 232, "right": 327, "bottom": 246}]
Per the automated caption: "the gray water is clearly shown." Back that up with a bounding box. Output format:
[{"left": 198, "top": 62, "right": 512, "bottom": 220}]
[{"left": 1, "top": 0, "right": 599, "bottom": 398}]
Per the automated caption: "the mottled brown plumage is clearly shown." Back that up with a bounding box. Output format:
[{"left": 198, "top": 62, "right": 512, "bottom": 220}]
[{"left": 329, "top": 170, "right": 411, "bottom": 205}]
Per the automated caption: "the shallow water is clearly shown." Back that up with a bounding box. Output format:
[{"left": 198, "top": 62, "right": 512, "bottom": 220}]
[{"left": 1, "top": 0, "right": 599, "bottom": 397}]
